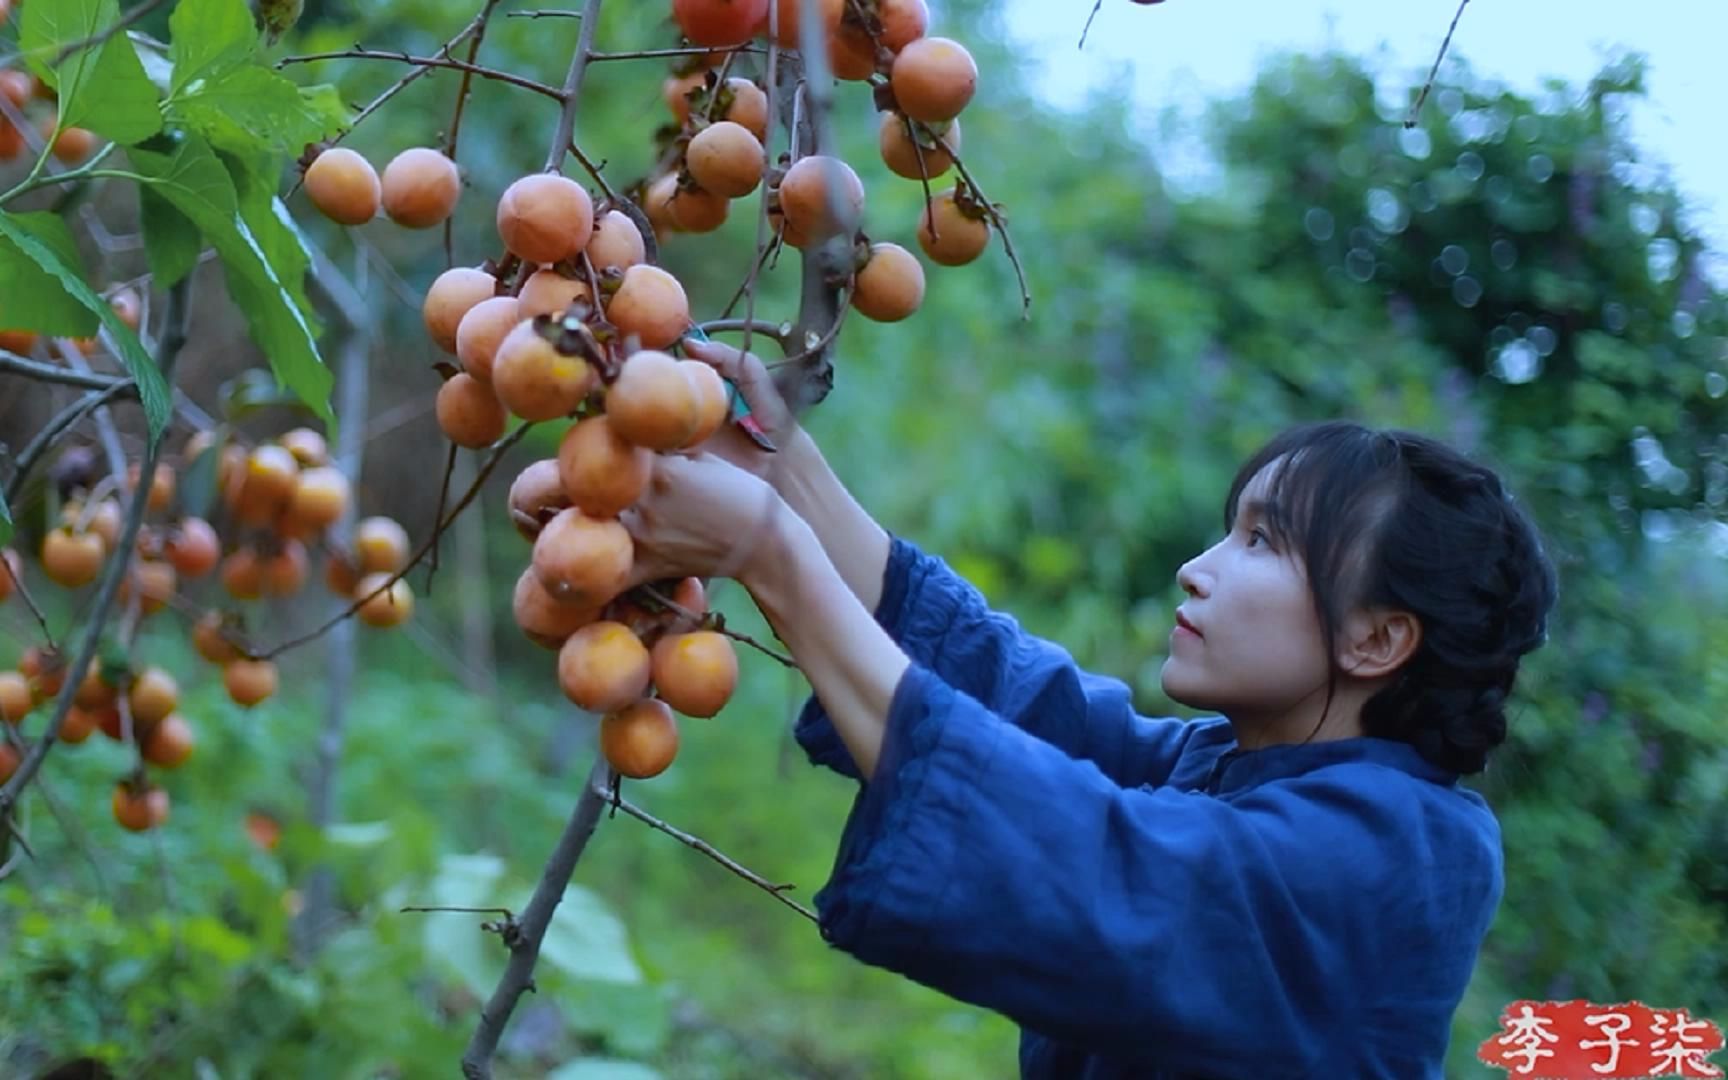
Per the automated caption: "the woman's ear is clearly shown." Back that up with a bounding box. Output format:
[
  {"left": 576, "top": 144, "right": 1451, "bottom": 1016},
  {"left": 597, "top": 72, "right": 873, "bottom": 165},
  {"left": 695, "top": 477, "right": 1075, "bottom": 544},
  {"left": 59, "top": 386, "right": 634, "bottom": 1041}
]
[{"left": 1338, "top": 608, "right": 1422, "bottom": 679}]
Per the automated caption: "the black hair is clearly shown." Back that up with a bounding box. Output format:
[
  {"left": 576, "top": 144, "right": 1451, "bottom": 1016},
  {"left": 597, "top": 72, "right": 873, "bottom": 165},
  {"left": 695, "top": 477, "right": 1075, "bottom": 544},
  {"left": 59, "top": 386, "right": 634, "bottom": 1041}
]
[{"left": 1224, "top": 421, "right": 1559, "bottom": 775}]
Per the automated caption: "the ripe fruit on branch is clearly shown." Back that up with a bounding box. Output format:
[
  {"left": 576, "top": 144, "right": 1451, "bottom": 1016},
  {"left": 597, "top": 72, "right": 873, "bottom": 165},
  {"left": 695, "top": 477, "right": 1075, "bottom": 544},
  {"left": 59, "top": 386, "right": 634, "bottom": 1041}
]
[
  {"left": 437, "top": 372, "right": 509, "bottom": 448},
  {"left": 673, "top": 0, "right": 769, "bottom": 47},
  {"left": 113, "top": 782, "right": 170, "bottom": 832},
  {"left": 668, "top": 182, "right": 730, "bottom": 234},
  {"left": 424, "top": 267, "right": 499, "bottom": 354},
  {"left": 607, "top": 265, "right": 691, "bottom": 351},
  {"left": 518, "top": 270, "right": 593, "bottom": 320},
  {"left": 60, "top": 707, "right": 101, "bottom": 744},
  {"left": 607, "top": 350, "right": 702, "bottom": 451},
  {"left": 686, "top": 121, "right": 765, "bottom": 199},
  {"left": 48, "top": 123, "right": 99, "bottom": 165},
  {"left": 586, "top": 210, "right": 648, "bottom": 272},
  {"left": 918, "top": 186, "right": 992, "bottom": 266},
  {"left": 876, "top": 0, "right": 931, "bottom": 50},
  {"left": 224, "top": 658, "right": 278, "bottom": 708},
  {"left": 880, "top": 114, "right": 959, "bottom": 180},
  {"left": 355, "top": 572, "right": 415, "bottom": 628},
  {"left": 663, "top": 69, "right": 709, "bottom": 127},
  {"left": 600, "top": 698, "right": 680, "bottom": 779},
  {"left": 264, "top": 541, "right": 309, "bottom": 597},
  {"left": 304, "top": 148, "right": 381, "bottom": 226},
  {"left": 280, "top": 428, "right": 330, "bottom": 467},
  {"left": 680, "top": 360, "right": 730, "bottom": 446},
  {"left": 532, "top": 508, "right": 634, "bottom": 607},
  {"left": 558, "top": 621, "right": 652, "bottom": 713},
  {"left": 778, "top": 155, "right": 866, "bottom": 240},
  {"left": 767, "top": 0, "right": 842, "bottom": 48},
  {"left": 142, "top": 714, "right": 195, "bottom": 768},
  {"left": 221, "top": 548, "right": 264, "bottom": 600},
  {"left": 558, "top": 415, "right": 652, "bottom": 519},
  {"left": 122, "top": 559, "right": 177, "bottom": 616},
  {"left": 0, "top": 672, "right": 31, "bottom": 723},
  {"left": 509, "top": 459, "right": 572, "bottom": 541},
  {"left": 381, "top": 147, "right": 462, "bottom": 229},
  {"left": 0, "top": 743, "right": 15, "bottom": 785},
  {"left": 891, "top": 37, "right": 978, "bottom": 123},
  {"left": 497, "top": 173, "right": 595, "bottom": 264},
  {"left": 455, "top": 295, "right": 522, "bottom": 382},
  {"left": 41, "top": 527, "right": 103, "bottom": 588},
  {"left": 286, "top": 466, "right": 351, "bottom": 531},
  {"left": 0, "top": 548, "right": 21, "bottom": 603},
  {"left": 128, "top": 667, "right": 179, "bottom": 728},
  {"left": 719, "top": 78, "right": 769, "bottom": 142},
  {"left": 514, "top": 568, "right": 601, "bottom": 649},
  {"left": 650, "top": 630, "right": 738, "bottom": 718},
  {"left": 491, "top": 319, "right": 599, "bottom": 422},
  {"left": 19, "top": 646, "right": 64, "bottom": 702},
  {"left": 235, "top": 445, "right": 300, "bottom": 526},
  {"left": 193, "top": 611, "right": 243, "bottom": 664},
  {"left": 853, "top": 242, "right": 926, "bottom": 322},
  {"left": 356, "top": 517, "right": 411, "bottom": 575}
]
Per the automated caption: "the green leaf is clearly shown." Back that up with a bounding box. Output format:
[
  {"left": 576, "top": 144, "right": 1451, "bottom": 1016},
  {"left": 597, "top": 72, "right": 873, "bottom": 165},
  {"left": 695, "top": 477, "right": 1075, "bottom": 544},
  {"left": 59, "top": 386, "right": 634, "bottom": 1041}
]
[
  {"left": 131, "top": 135, "right": 331, "bottom": 423},
  {"left": 177, "top": 423, "right": 226, "bottom": 521},
  {"left": 539, "top": 885, "right": 642, "bottom": 986},
  {"left": 170, "top": 67, "right": 348, "bottom": 158},
  {"left": 0, "top": 211, "right": 172, "bottom": 439},
  {"left": 20, "top": 0, "right": 163, "bottom": 145},
  {"left": 0, "top": 211, "right": 100, "bottom": 336},
  {"left": 168, "top": 0, "right": 257, "bottom": 93},
  {"left": 138, "top": 185, "right": 203, "bottom": 288}
]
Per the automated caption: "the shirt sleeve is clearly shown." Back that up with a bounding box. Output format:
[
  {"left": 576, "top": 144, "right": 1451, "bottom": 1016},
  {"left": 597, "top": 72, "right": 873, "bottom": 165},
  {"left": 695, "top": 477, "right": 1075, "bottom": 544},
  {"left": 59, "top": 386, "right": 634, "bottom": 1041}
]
[
  {"left": 793, "top": 536, "right": 1202, "bottom": 786},
  {"left": 813, "top": 664, "right": 1423, "bottom": 1077}
]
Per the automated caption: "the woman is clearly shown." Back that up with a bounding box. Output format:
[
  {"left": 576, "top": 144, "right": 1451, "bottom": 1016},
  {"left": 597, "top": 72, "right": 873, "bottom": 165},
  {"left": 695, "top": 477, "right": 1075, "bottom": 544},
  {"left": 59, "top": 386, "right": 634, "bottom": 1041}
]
[{"left": 622, "top": 337, "right": 1560, "bottom": 1078}]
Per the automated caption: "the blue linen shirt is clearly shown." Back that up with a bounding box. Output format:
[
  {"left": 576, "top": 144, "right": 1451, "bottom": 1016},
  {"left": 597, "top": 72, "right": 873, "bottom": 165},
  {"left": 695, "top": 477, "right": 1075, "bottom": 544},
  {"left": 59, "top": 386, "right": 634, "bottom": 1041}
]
[{"left": 793, "top": 537, "right": 1505, "bottom": 1079}]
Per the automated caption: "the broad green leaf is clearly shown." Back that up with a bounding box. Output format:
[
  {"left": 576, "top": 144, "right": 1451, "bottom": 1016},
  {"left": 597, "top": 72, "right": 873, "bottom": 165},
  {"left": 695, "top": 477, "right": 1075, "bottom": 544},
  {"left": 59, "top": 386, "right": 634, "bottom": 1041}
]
[
  {"left": 226, "top": 148, "right": 322, "bottom": 332},
  {"left": 170, "top": 67, "right": 348, "bottom": 158},
  {"left": 0, "top": 211, "right": 172, "bottom": 439},
  {"left": 421, "top": 853, "right": 509, "bottom": 998},
  {"left": 0, "top": 211, "right": 100, "bottom": 336},
  {"left": 168, "top": 0, "right": 257, "bottom": 93},
  {"left": 132, "top": 135, "right": 331, "bottom": 422},
  {"left": 20, "top": 0, "right": 163, "bottom": 145},
  {"left": 538, "top": 885, "right": 642, "bottom": 986},
  {"left": 138, "top": 186, "right": 203, "bottom": 288}
]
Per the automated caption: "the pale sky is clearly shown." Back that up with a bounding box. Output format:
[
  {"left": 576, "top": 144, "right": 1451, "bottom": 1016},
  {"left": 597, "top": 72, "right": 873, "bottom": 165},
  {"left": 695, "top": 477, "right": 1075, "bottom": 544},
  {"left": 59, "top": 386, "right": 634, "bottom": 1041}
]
[{"left": 1002, "top": 0, "right": 1728, "bottom": 255}]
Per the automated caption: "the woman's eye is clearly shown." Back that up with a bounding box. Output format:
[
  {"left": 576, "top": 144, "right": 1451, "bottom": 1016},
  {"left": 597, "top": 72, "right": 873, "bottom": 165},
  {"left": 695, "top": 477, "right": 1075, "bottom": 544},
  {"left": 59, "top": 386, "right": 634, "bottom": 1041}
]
[{"left": 1248, "top": 527, "right": 1271, "bottom": 549}]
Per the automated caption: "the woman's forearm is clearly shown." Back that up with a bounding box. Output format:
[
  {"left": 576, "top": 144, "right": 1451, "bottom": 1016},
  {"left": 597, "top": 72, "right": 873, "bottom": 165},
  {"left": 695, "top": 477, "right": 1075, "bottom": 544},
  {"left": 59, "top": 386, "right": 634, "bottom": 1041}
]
[
  {"left": 743, "top": 509, "right": 908, "bottom": 781},
  {"left": 770, "top": 429, "right": 893, "bottom": 614}
]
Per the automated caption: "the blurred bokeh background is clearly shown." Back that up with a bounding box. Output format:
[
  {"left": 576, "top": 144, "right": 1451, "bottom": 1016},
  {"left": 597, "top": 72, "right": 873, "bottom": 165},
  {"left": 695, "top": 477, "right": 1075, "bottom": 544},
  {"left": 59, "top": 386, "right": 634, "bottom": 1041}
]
[{"left": 3, "top": 0, "right": 1726, "bottom": 1076}]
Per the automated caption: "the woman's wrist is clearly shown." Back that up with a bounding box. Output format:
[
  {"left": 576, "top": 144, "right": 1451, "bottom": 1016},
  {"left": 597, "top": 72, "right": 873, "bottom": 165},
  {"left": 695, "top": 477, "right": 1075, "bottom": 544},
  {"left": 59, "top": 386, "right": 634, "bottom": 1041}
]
[{"left": 738, "top": 494, "right": 816, "bottom": 602}]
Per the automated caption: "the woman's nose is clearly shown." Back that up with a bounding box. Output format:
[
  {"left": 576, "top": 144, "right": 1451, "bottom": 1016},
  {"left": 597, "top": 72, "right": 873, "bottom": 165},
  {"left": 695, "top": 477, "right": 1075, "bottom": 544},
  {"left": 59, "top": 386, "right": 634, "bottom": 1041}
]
[{"left": 1177, "top": 557, "right": 1210, "bottom": 598}]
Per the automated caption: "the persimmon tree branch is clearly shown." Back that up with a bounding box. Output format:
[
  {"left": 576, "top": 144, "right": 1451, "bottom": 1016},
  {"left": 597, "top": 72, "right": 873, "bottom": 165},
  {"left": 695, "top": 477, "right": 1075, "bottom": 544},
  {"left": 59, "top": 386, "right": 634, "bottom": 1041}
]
[
  {"left": 276, "top": 49, "right": 566, "bottom": 103},
  {"left": 543, "top": 0, "right": 603, "bottom": 173},
  {"left": 1407, "top": 0, "right": 1472, "bottom": 128},
  {"left": 442, "top": 0, "right": 508, "bottom": 267},
  {"left": 0, "top": 352, "right": 127, "bottom": 390},
  {"left": 0, "top": 277, "right": 191, "bottom": 823}
]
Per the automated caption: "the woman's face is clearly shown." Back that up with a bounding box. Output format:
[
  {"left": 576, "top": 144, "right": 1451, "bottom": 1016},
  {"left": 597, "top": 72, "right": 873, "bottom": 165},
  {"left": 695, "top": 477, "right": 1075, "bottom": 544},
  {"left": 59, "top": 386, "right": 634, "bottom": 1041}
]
[{"left": 1160, "top": 462, "right": 1337, "bottom": 733}]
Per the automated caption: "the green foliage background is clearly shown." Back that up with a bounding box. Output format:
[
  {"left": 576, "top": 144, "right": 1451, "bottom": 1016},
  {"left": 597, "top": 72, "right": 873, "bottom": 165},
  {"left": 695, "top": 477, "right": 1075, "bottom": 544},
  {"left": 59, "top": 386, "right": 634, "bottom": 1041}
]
[{"left": 1, "top": 0, "right": 1725, "bottom": 1077}]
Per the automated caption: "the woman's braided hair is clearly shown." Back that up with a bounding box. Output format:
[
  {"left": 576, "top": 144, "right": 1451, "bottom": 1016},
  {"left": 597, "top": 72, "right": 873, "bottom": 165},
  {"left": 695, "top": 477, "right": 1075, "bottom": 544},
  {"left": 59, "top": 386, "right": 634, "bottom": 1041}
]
[{"left": 1226, "top": 422, "right": 1560, "bottom": 775}]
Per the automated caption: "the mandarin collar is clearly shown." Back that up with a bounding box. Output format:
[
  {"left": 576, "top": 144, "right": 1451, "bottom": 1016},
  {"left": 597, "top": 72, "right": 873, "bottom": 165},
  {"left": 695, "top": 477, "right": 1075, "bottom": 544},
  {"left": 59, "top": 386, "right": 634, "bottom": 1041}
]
[{"left": 1202, "top": 732, "right": 1460, "bottom": 795}]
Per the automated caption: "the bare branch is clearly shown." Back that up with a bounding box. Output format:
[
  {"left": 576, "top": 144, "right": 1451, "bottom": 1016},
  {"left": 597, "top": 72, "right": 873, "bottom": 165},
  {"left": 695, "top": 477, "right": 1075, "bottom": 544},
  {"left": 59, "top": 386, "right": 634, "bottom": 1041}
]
[
  {"left": 3, "top": 380, "right": 136, "bottom": 507},
  {"left": 543, "top": 0, "right": 605, "bottom": 173},
  {"left": 442, "top": 0, "right": 508, "bottom": 267},
  {"left": 0, "top": 352, "right": 126, "bottom": 390},
  {"left": 1406, "top": 0, "right": 1472, "bottom": 128},
  {"left": 601, "top": 787, "right": 816, "bottom": 922},
  {"left": 588, "top": 46, "right": 766, "bottom": 62},
  {"left": 49, "top": 0, "right": 172, "bottom": 67},
  {"left": 1079, "top": 0, "right": 1104, "bottom": 49},
  {"left": 276, "top": 49, "right": 567, "bottom": 103}
]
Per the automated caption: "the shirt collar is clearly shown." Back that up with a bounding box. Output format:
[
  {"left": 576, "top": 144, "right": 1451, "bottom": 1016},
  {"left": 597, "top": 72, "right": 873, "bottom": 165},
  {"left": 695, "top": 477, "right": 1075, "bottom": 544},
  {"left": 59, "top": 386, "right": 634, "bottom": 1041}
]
[{"left": 1203, "top": 731, "right": 1460, "bottom": 795}]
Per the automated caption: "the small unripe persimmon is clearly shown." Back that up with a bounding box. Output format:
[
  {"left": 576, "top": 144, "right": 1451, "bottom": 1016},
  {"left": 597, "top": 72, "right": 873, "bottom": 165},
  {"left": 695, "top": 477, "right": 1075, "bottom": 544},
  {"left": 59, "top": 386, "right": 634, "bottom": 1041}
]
[
  {"left": 287, "top": 466, "right": 350, "bottom": 531},
  {"left": 454, "top": 296, "right": 521, "bottom": 382},
  {"left": 586, "top": 210, "right": 647, "bottom": 272},
  {"left": 557, "top": 621, "right": 652, "bottom": 713},
  {"left": 686, "top": 121, "right": 765, "bottom": 199},
  {"left": 607, "top": 265, "right": 691, "bottom": 351},
  {"left": 221, "top": 547, "right": 264, "bottom": 600},
  {"left": 128, "top": 666, "right": 179, "bottom": 728},
  {"left": 113, "top": 783, "right": 170, "bottom": 832},
  {"left": 600, "top": 698, "right": 680, "bottom": 779},
  {"left": 304, "top": 148, "right": 382, "bottom": 226},
  {"left": 193, "top": 611, "right": 243, "bottom": 665},
  {"left": 891, "top": 37, "right": 978, "bottom": 124},
  {"left": 880, "top": 113, "right": 959, "bottom": 180},
  {"left": 558, "top": 415, "right": 651, "bottom": 519},
  {"left": 0, "top": 672, "right": 32, "bottom": 723},
  {"left": 225, "top": 658, "right": 278, "bottom": 708},
  {"left": 381, "top": 147, "right": 462, "bottom": 229},
  {"left": 917, "top": 188, "right": 991, "bottom": 266},
  {"left": 514, "top": 568, "right": 602, "bottom": 649},
  {"left": 853, "top": 242, "right": 926, "bottom": 323},
  {"left": 41, "top": 528, "right": 104, "bottom": 588},
  {"left": 437, "top": 372, "right": 510, "bottom": 448},
  {"left": 517, "top": 270, "right": 593, "bottom": 320},
  {"left": 142, "top": 713, "right": 195, "bottom": 768},
  {"left": 496, "top": 173, "right": 594, "bottom": 264},
  {"left": 606, "top": 350, "right": 701, "bottom": 451},
  {"left": 680, "top": 360, "right": 730, "bottom": 447},
  {"left": 424, "top": 267, "right": 499, "bottom": 354},
  {"left": 778, "top": 155, "right": 866, "bottom": 240},
  {"left": 651, "top": 630, "right": 739, "bottom": 718},
  {"left": 509, "top": 459, "right": 571, "bottom": 541},
  {"left": 355, "top": 517, "right": 411, "bottom": 574},
  {"left": 279, "top": 427, "right": 330, "bottom": 467},
  {"left": 721, "top": 78, "right": 769, "bottom": 142},
  {"left": 531, "top": 508, "right": 634, "bottom": 608},
  {"left": 354, "top": 572, "right": 414, "bottom": 628},
  {"left": 491, "top": 321, "right": 598, "bottom": 422}
]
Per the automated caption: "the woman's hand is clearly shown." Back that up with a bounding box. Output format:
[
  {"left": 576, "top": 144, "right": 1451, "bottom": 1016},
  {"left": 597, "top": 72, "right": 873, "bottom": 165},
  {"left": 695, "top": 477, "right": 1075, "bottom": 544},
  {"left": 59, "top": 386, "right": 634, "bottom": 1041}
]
[
  {"left": 621, "top": 450, "right": 793, "bottom": 589},
  {"left": 680, "top": 336, "right": 799, "bottom": 482}
]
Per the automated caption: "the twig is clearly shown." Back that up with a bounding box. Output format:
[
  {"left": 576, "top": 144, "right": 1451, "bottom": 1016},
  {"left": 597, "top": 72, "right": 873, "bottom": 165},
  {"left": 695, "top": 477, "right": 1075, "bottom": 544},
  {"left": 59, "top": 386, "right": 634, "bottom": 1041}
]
[
  {"left": 402, "top": 905, "right": 516, "bottom": 916},
  {"left": 1406, "top": 0, "right": 1472, "bottom": 129},
  {"left": 588, "top": 46, "right": 764, "bottom": 62},
  {"left": 601, "top": 788, "right": 816, "bottom": 922},
  {"left": 0, "top": 548, "right": 54, "bottom": 650},
  {"left": 738, "top": 18, "right": 783, "bottom": 360},
  {"left": 696, "top": 318, "right": 792, "bottom": 349},
  {"left": 0, "top": 352, "right": 126, "bottom": 390},
  {"left": 32, "top": 771, "right": 108, "bottom": 896},
  {"left": 504, "top": 8, "right": 585, "bottom": 17},
  {"left": 276, "top": 50, "right": 567, "bottom": 103},
  {"left": 771, "top": 291, "right": 851, "bottom": 367},
  {"left": 1079, "top": 0, "right": 1104, "bottom": 49},
  {"left": 641, "top": 583, "right": 797, "bottom": 668},
  {"left": 49, "top": 0, "right": 172, "bottom": 67},
  {"left": 0, "top": 278, "right": 191, "bottom": 823},
  {"left": 425, "top": 442, "right": 459, "bottom": 591},
  {"left": 543, "top": 0, "right": 604, "bottom": 173},
  {"left": 255, "top": 423, "right": 535, "bottom": 660},
  {"left": 949, "top": 151, "right": 1032, "bottom": 318},
  {"left": 566, "top": 140, "right": 618, "bottom": 203},
  {"left": 461, "top": 754, "right": 613, "bottom": 1080},
  {"left": 442, "top": 0, "right": 508, "bottom": 268},
  {"left": 3, "top": 380, "right": 136, "bottom": 506}
]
